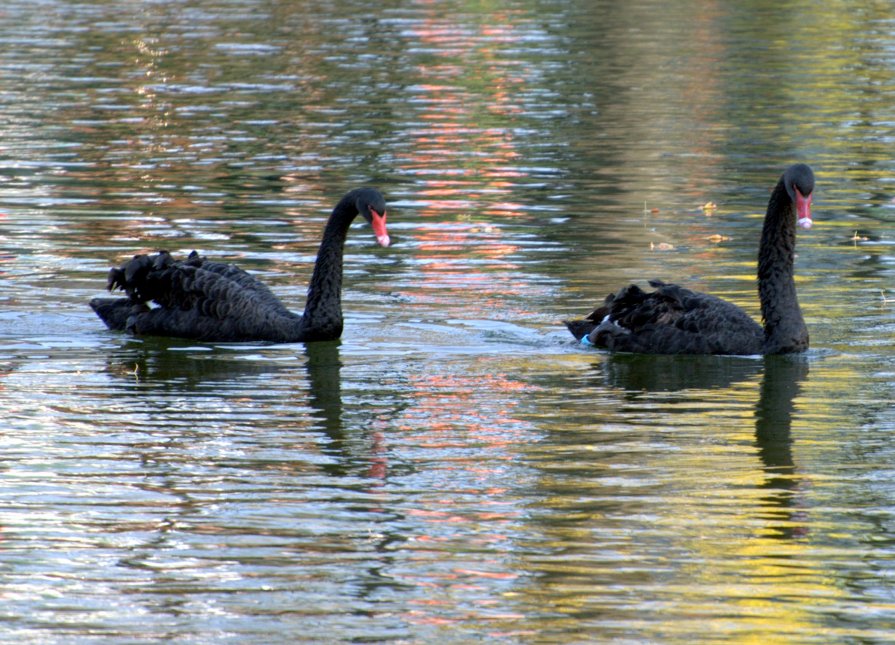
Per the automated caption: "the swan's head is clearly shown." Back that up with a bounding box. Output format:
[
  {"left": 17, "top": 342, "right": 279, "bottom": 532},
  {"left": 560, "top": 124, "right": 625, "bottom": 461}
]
[
  {"left": 784, "top": 163, "right": 814, "bottom": 230},
  {"left": 355, "top": 188, "right": 390, "bottom": 247}
]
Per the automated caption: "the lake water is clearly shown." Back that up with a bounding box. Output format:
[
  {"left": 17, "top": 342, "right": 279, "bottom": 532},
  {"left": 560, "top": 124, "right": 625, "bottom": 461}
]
[{"left": 2, "top": 0, "right": 895, "bottom": 642}]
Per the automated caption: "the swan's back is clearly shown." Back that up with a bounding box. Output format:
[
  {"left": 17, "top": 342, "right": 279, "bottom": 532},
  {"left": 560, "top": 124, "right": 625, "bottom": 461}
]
[
  {"left": 90, "top": 251, "right": 302, "bottom": 342},
  {"left": 567, "top": 280, "right": 764, "bottom": 355}
]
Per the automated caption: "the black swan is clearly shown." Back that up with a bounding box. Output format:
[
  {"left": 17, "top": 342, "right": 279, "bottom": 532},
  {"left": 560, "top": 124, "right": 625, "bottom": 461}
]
[
  {"left": 565, "top": 163, "right": 815, "bottom": 355},
  {"left": 90, "top": 187, "right": 390, "bottom": 343}
]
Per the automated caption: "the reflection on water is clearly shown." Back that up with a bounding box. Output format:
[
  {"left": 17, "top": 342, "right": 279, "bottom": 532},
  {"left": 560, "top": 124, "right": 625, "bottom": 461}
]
[
  {"left": 2, "top": 0, "right": 895, "bottom": 641},
  {"left": 516, "top": 353, "right": 845, "bottom": 642},
  {"left": 597, "top": 353, "right": 763, "bottom": 393},
  {"left": 755, "top": 356, "right": 809, "bottom": 540},
  {"left": 305, "top": 341, "right": 345, "bottom": 450}
]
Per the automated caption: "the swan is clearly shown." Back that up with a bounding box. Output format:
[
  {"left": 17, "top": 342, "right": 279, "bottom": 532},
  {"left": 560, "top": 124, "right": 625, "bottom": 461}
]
[
  {"left": 565, "top": 164, "right": 815, "bottom": 355},
  {"left": 90, "top": 187, "right": 389, "bottom": 343}
]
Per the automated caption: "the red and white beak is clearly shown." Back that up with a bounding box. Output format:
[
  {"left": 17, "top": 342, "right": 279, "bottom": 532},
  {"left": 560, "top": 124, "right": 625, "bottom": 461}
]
[
  {"left": 796, "top": 188, "right": 812, "bottom": 230},
  {"left": 370, "top": 208, "right": 390, "bottom": 247}
]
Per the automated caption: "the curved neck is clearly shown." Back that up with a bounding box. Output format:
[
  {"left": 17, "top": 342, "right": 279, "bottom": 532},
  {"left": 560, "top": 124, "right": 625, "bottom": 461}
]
[
  {"left": 299, "top": 193, "right": 360, "bottom": 340},
  {"left": 758, "top": 179, "right": 807, "bottom": 353}
]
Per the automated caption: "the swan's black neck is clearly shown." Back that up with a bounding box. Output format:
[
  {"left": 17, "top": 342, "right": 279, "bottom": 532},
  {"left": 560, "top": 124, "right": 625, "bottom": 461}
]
[
  {"left": 299, "top": 192, "right": 362, "bottom": 341},
  {"left": 758, "top": 176, "right": 808, "bottom": 354}
]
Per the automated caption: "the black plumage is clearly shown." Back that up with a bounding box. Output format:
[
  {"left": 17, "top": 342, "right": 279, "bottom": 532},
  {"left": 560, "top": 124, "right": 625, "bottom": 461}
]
[
  {"left": 90, "top": 187, "right": 389, "bottom": 343},
  {"left": 565, "top": 164, "right": 815, "bottom": 355}
]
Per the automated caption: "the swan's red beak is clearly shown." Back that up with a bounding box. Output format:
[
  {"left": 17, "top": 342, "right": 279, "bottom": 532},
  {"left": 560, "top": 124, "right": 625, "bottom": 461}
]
[
  {"left": 796, "top": 189, "right": 812, "bottom": 230},
  {"left": 370, "top": 208, "right": 390, "bottom": 247}
]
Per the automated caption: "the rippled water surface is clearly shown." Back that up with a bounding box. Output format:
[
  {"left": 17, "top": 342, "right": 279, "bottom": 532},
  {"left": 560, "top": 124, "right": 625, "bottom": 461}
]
[{"left": 2, "top": 0, "right": 895, "bottom": 642}]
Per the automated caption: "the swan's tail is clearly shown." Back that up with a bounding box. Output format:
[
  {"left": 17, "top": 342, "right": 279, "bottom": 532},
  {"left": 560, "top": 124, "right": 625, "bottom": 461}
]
[
  {"left": 89, "top": 251, "right": 177, "bottom": 331},
  {"left": 564, "top": 290, "right": 619, "bottom": 342},
  {"left": 564, "top": 319, "right": 598, "bottom": 341},
  {"left": 90, "top": 297, "right": 148, "bottom": 331}
]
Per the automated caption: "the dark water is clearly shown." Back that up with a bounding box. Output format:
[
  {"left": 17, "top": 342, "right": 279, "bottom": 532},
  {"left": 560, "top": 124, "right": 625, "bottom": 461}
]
[{"left": 2, "top": 0, "right": 895, "bottom": 642}]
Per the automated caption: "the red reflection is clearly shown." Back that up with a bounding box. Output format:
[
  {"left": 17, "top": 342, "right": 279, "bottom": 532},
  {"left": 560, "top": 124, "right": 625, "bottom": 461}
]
[{"left": 394, "top": 11, "right": 541, "bottom": 320}]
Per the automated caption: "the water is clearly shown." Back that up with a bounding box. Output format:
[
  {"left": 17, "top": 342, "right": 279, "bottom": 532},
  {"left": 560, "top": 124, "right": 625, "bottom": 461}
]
[{"left": 2, "top": 0, "right": 895, "bottom": 642}]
